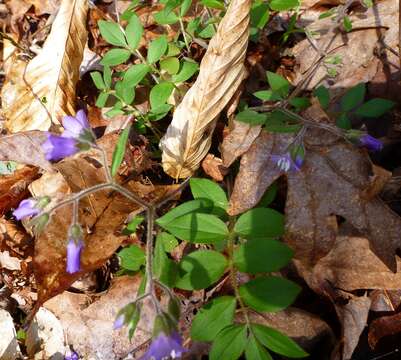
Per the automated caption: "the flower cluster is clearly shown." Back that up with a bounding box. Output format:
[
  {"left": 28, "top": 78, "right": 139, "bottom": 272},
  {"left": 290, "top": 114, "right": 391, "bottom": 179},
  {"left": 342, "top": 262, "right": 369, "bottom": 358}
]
[{"left": 42, "top": 110, "right": 95, "bottom": 161}]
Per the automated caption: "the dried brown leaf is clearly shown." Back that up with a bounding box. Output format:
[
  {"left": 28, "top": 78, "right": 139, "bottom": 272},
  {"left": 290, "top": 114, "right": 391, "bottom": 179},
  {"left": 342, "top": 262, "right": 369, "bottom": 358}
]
[
  {"left": 29, "top": 135, "right": 178, "bottom": 307},
  {"left": 201, "top": 154, "right": 228, "bottom": 182},
  {"left": 229, "top": 105, "right": 401, "bottom": 271},
  {"left": 221, "top": 120, "right": 261, "bottom": 167},
  {"left": 160, "top": 0, "right": 251, "bottom": 178},
  {"left": 0, "top": 166, "right": 39, "bottom": 216},
  {"left": 240, "top": 307, "right": 335, "bottom": 351},
  {"left": 44, "top": 276, "right": 154, "bottom": 359},
  {"left": 368, "top": 311, "right": 401, "bottom": 349},
  {"left": 297, "top": 237, "right": 401, "bottom": 293},
  {"left": 2, "top": 0, "right": 88, "bottom": 132},
  {"left": 0, "top": 131, "right": 52, "bottom": 171},
  {"left": 335, "top": 294, "right": 371, "bottom": 360},
  {"left": 292, "top": 0, "right": 398, "bottom": 90},
  {"left": 370, "top": 290, "right": 401, "bottom": 312}
]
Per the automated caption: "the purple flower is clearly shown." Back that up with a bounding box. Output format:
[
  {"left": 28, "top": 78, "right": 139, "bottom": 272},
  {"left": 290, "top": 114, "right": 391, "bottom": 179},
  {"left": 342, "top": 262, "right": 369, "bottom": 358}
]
[
  {"left": 66, "top": 239, "right": 84, "bottom": 274},
  {"left": 62, "top": 110, "right": 90, "bottom": 138},
  {"left": 64, "top": 350, "right": 79, "bottom": 360},
  {"left": 270, "top": 153, "right": 301, "bottom": 172},
  {"left": 140, "top": 332, "right": 186, "bottom": 360},
  {"left": 13, "top": 199, "right": 40, "bottom": 220},
  {"left": 359, "top": 134, "right": 383, "bottom": 152},
  {"left": 42, "top": 134, "right": 79, "bottom": 161},
  {"left": 113, "top": 314, "right": 125, "bottom": 330}
]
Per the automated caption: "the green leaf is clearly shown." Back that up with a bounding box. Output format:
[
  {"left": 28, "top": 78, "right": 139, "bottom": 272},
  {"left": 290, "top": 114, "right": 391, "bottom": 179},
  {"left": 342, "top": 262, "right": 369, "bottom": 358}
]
[
  {"left": 147, "top": 36, "right": 168, "bottom": 64},
  {"left": 175, "top": 250, "right": 227, "bottom": 290},
  {"left": 111, "top": 125, "right": 131, "bottom": 177},
  {"left": 234, "top": 239, "right": 293, "bottom": 274},
  {"left": 253, "top": 90, "right": 281, "bottom": 102},
  {"left": 236, "top": 110, "right": 267, "bottom": 125},
  {"left": 96, "top": 92, "right": 109, "bottom": 108},
  {"left": 252, "top": 324, "right": 308, "bottom": 358},
  {"left": 354, "top": 98, "right": 395, "bottom": 118},
  {"left": 269, "top": 0, "right": 300, "bottom": 11},
  {"left": 156, "top": 199, "right": 214, "bottom": 227},
  {"left": 336, "top": 113, "right": 351, "bottom": 129},
  {"left": 103, "top": 66, "right": 112, "bottom": 88},
  {"left": 160, "top": 57, "right": 180, "bottom": 75},
  {"left": 251, "top": 2, "right": 270, "bottom": 29},
  {"left": 166, "top": 43, "right": 181, "bottom": 57},
  {"left": 264, "top": 110, "right": 301, "bottom": 133},
  {"left": 128, "top": 305, "right": 141, "bottom": 340},
  {"left": 239, "top": 276, "right": 301, "bottom": 312},
  {"left": 191, "top": 296, "right": 237, "bottom": 341},
  {"left": 245, "top": 335, "right": 273, "bottom": 360},
  {"left": 340, "top": 83, "right": 365, "bottom": 112},
  {"left": 100, "top": 49, "right": 131, "bottom": 66},
  {"left": 266, "top": 71, "right": 290, "bottom": 98},
  {"left": 154, "top": 9, "right": 180, "bottom": 24},
  {"left": 198, "top": 23, "right": 216, "bottom": 38},
  {"left": 118, "top": 245, "right": 145, "bottom": 271},
  {"left": 289, "top": 97, "right": 310, "bottom": 110},
  {"left": 258, "top": 183, "right": 277, "bottom": 207},
  {"left": 154, "top": 233, "right": 177, "bottom": 287},
  {"left": 180, "top": 0, "right": 192, "bottom": 16},
  {"left": 150, "top": 82, "right": 174, "bottom": 109},
  {"left": 234, "top": 208, "right": 284, "bottom": 239},
  {"left": 172, "top": 60, "right": 199, "bottom": 83},
  {"left": 98, "top": 20, "right": 127, "bottom": 47},
  {"left": 161, "top": 213, "right": 229, "bottom": 243},
  {"left": 157, "top": 232, "right": 178, "bottom": 252},
  {"left": 210, "top": 324, "right": 247, "bottom": 360},
  {"left": 91, "top": 72, "right": 106, "bottom": 90},
  {"left": 115, "top": 80, "right": 135, "bottom": 105},
  {"left": 122, "top": 215, "right": 144, "bottom": 235},
  {"left": 126, "top": 13, "right": 143, "bottom": 50},
  {"left": 122, "top": 64, "right": 151, "bottom": 88},
  {"left": 201, "top": 0, "right": 225, "bottom": 9},
  {"left": 314, "top": 85, "right": 329, "bottom": 109},
  {"left": 343, "top": 16, "right": 352, "bottom": 32},
  {"left": 190, "top": 178, "right": 228, "bottom": 215}
]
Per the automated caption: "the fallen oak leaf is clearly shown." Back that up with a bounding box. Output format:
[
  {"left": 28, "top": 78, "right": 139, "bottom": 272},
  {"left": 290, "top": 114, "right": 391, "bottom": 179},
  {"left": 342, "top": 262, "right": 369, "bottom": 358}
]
[
  {"left": 2, "top": 0, "right": 88, "bottom": 132},
  {"left": 160, "top": 0, "right": 251, "bottom": 178},
  {"left": 368, "top": 311, "right": 401, "bottom": 349},
  {"left": 0, "top": 131, "right": 52, "bottom": 171},
  {"left": 44, "top": 276, "right": 155, "bottom": 359},
  {"left": 335, "top": 294, "right": 371, "bottom": 360},
  {"left": 228, "top": 103, "right": 401, "bottom": 271},
  {"left": 29, "top": 134, "right": 180, "bottom": 309}
]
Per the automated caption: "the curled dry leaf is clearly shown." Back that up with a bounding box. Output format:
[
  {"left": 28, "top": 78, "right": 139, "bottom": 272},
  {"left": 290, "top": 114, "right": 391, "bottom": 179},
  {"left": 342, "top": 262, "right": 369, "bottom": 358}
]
[
  {"left": 0, "top": 131, "right": 52, "bottom": 171},
  {"left": 229, "top": 103, "right": 401, "bottom": 271},
  {"left": 0, "top": 166, "right": 39, "bottom": 216},
  {"left": 160, "top": 0, "right": 251, "bottom": 178},
  {"left": 44, "top": 276, "right": 154, "bottom": 359},
  {"left": 29, "top": 134, "right": 179, "bottom": 308},
  {"left": 298, "top": 237, "right": 401, "bottom": 293},
  {"left": 335, "top": 294, "right": 371, "bottom": 360},
  {"left": 368, "top": 311, "right": 401, "bottom": 349},
  {"left": 2, "top": 0, "right": 88, "bottom": 132},
  {"left": 292, "top": 0, "right": 398, "bottom": 91},
  {"left": 201, "top": 154, "right": 228, "bottom": 182},
  {"left": 221, "top": 120, "right": 261, "bottom": 167}
]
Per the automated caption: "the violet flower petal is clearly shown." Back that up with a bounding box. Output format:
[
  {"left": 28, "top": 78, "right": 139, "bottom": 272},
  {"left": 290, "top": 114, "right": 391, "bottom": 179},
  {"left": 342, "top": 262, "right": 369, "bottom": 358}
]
[
  {"left": 359, "top": 134, "right": 383, "bottom": 152},
  {"left": 42, "top": 134, "right": 79, "bottom": 161},
  {"left": 113, "top": 314, "right": 125, "bottom": 330},
  {"left": 140, "top": 332, "right": 186, "bottom": 360},
  {"left": 64, "top": 351, "right": 79, "bottom": 360},
  {"left": 62, "top": 110, "right": 90, "bottom": 138},
  {"left": 13, "top": 199, "right": 40, "bottom": 220},
  {"left": 66, "top": 239, "right": 84, "bottom": 274}
]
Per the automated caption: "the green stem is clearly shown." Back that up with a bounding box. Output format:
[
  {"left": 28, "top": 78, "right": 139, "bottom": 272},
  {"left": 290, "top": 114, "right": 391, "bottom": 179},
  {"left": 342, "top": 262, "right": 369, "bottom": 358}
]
[{"left": 227, "top": 220, "right": 250, "bottom": 327}]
